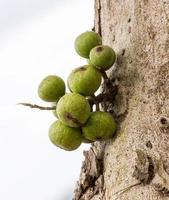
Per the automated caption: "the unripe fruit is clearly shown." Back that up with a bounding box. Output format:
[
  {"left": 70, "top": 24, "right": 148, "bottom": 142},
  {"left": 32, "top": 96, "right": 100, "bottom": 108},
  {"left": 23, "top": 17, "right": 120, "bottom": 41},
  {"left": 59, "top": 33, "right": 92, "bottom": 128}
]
[
  {"left": 67, "top": 65, "right": 102, "bottom": 96},
  {"left": 75, "top": 31, "right": 102, "bottom": 58},
  {"left": 57, "top": 93, "right": 91, "bottom": 127},
  {"left": 38, "top": 75, "right": 65, "bottom": 102},
  {"left": 89, "top": 45, "right": 116, "bottom": 71},
  {"left": 49, "top": 120, "right": 82, "bottom": 151},
  {"left": 82, "top": 111, "right": 117, "bottom": 141}
]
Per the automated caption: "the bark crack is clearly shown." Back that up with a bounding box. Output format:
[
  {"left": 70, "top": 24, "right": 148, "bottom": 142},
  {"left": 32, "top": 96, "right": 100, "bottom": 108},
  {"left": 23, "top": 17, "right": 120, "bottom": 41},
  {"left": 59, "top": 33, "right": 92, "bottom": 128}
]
[
  {"left": 132, "top": 150, "right": 155, "bottom": 185},
  {"left": 152, "top": 158, "right": 169, "bottom": 197},
  {"left": 95, "top": 0, "right": 102, "bottom": 36},
  {"left": 73, "top": 142, "right": 106, "bottom": 200}
]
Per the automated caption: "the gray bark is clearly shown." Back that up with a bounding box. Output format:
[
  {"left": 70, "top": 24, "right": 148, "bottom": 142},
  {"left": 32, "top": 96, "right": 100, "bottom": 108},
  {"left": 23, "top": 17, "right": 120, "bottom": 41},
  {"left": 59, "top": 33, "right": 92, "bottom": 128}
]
[{"left": 73, "top": 0, "right": 169, "bottom": 199}]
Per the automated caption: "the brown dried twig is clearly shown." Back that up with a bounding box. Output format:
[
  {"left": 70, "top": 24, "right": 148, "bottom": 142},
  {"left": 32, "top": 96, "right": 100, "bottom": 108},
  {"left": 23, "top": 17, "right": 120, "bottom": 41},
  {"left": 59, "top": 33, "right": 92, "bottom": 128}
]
[{"left": 17, "top": 103, "right": 56, "bottom": 110}]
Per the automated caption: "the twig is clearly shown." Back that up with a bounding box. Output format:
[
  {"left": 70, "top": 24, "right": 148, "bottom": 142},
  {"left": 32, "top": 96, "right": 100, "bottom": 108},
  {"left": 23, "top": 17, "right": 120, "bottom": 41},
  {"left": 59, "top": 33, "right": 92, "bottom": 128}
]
[
  {"left": 95, "top": 93, "right": 105, "bottom": 102},
  {"left": 112, "top": 182, "right": 141, "bottom": 200},
  {"left": 100, "top": 70, "right": 109, "bottom": 80},
  {"left": 18, "top": 92, "right": 111, "bottom": 112},
  {"left": 17, "top": 103, "right": 56, "bottom": 110},
  {"left": 95, "top": 103, "right": 100, "bottom": 111},
  {"left": 93, "top": 94, "right": 100, "bottom": 111}
]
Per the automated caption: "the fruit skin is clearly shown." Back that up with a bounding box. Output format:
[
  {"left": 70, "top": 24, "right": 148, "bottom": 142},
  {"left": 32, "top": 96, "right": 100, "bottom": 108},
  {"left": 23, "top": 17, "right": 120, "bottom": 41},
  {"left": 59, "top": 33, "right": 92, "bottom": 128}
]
[
  {"left": 67, "top": 65, "right": 102, "bottom": 96},
  {"left": 57, "top": 93, "right": 91, "bottom": 127},
  {"left": 38, "top": 75, "right": 65, "bottom": 102},
  {"left": 49, "top": 120, "right": 82, "bottom": 151},
  {"left": 75, "top": 31, "right": 102, "bottom": 58},
  {"left": 82, "top": 111, "right": 117, "bottom": 141},
  {"left": 89, "top": 45, "right": 116, "bottom": 71}
]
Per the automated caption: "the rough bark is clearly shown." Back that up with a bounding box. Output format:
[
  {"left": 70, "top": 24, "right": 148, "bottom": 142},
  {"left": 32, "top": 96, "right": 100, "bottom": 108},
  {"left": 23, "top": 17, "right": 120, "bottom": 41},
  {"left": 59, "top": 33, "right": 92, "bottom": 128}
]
[{"left": 73, "top": 0, "right": 169, "bottom": 199}]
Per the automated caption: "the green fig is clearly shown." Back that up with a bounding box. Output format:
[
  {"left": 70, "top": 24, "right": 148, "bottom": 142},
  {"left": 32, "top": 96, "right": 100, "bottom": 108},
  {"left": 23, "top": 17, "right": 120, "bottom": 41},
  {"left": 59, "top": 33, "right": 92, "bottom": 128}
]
[
  {"left": 38, "top": 75, "right": 65, "bottom": 102},
  {"left": 82, "top": 111, "right": 117, "bottom": 141},
  {"left": 56, "top": 93, "right": 91, "bottom": 127},
  {"left": 89, "top": 45, "right": 116, "bottom": 71},
  {"left": 49, "top": 120, "right": 82, "bottom": 151},
  {"left": 75, "top": 31, "right": 102, "bottom": 58},
  {"left": 67, "top": 65, "right": 102, "bottom": 96}
]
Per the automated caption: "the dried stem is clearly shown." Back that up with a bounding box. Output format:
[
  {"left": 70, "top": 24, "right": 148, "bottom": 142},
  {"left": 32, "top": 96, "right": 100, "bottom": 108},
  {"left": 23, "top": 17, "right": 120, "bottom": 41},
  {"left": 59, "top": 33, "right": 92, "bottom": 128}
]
[
  {"left": 95, "top": 93, "right": 105, "bottom": 103},
  {"left": 18, "top": 92, "right": 111, "bottom": 112},
  {"left": 17, "top": 103, "right": 56, "bottom": 110},
  {"left": 112, "top": 182, "right": 141, "bottom": 199},
  {"left": 100, "top": 70, "right": 109, "bottom": 80},
  {"left": 87, "top": 96, "right": 95, "bottom": 107},
  {"left": 95, "top": 103, "right": 100, "bottom": 111},
  {"left": 92, "top": 94, "right": 100, "bottom": 111}
]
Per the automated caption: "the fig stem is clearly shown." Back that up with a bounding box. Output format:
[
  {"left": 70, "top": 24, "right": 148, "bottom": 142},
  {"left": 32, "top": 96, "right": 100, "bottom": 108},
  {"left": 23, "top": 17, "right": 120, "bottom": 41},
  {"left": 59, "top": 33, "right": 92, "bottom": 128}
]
[
  {"left": 17, "top": 103, "right": 56, "bottom": 110},
  {"left": 18, "top": 93, "right": 109, "bottom": 112},
  {"left": 95, "top": 103, "right": 100, "bottom": 111},
  {"left": 100, "top": 70, "right": 108, "bottom": 80},
  {"left": 92, "top": 94, "right": 100, "bottom": 111},
  {"left": 87, "top": 93, "right": 108, "bottom": 106},
  {"left": 87, "top": 96, "right": 95, "bottom": 110}
]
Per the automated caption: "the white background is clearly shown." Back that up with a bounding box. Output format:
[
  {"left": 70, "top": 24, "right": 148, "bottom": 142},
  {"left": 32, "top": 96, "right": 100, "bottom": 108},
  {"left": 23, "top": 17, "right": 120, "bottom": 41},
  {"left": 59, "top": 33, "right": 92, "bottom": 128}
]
[{"left": 0, "top": 1, "right": 94, "bottom": 199}]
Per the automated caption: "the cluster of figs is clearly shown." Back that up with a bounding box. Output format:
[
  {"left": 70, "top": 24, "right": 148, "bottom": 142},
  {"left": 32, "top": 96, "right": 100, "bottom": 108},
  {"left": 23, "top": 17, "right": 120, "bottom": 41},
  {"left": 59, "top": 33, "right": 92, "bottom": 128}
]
[{"left": 38, "top": 31, "right": 117, "bottom": 151}]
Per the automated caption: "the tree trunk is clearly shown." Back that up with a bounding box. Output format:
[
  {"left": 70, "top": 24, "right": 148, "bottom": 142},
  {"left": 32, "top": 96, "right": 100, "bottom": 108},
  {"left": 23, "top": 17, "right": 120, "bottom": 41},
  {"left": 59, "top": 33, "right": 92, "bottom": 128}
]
[{"left": 73, "top": 0, "right": 169, "bottom": 199}]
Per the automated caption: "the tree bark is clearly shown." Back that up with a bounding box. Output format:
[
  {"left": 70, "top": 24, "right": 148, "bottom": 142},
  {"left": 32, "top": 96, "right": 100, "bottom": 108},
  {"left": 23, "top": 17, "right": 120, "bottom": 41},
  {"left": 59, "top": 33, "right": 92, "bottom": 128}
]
[{"left": 73, "top": 0, "right": 169, "bottom": 199}]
